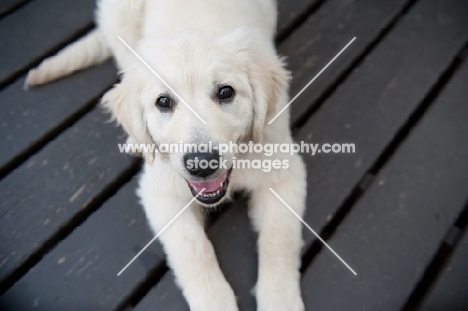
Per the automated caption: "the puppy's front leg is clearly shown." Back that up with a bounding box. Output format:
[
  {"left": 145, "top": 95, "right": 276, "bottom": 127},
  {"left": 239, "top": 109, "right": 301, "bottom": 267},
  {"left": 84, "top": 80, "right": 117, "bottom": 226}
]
[
  {"left": 249, "top": 155, "right": 307, "bottom": 311},
  {"left": 140, "top": 191, "right": 238, "bottom": 311}
]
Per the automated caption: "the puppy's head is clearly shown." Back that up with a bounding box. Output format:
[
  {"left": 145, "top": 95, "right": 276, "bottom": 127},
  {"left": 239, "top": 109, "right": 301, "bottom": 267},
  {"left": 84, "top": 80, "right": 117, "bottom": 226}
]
[{"left": 102, "top": 29, "right": 289, "bottom": 206}]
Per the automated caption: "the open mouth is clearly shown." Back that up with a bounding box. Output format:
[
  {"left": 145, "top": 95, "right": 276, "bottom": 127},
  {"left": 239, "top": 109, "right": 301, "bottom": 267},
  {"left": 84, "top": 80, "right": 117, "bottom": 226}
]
[{"left": 186, "top": 168, "right": 232, "bottom": 205}]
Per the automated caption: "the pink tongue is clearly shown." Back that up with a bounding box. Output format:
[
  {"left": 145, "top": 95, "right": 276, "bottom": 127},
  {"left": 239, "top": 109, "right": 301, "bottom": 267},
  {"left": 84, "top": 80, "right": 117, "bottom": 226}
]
[{"left": 189, "top": 172, "right": 227, "bottom": 193}]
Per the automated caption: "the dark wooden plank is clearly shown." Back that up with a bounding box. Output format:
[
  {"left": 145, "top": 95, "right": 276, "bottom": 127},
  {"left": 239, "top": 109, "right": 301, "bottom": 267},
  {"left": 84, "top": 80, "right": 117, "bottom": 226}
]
[
  {"left": 279, "top": 0, "right": 411, "bottom": 125},
  {"left": 301, "top": 56, "right": 468, "bottom": 311},
  {"left": 135, "top": 0, "right": 468, "bottom": 308},
  {"left": 420, "top": 230, "right": 468, "bottom": 311},
  {"left": 0, "top": 61, "right": 117, "bottom": 176},
  {"left": 276, "top": 0, "right": 320, "bottom": 37},
  {"left": 0, "top": 0, "right": 29, "bottom": 18},
  {"left": 0, "top": 0, "right": 95, "bottom": 87},
  {"left": 0, "top": 108, "right": 135, "bottom": 288},
  {"left": 295, "top": 0, "right": 468, "bottom": 247},
  {"left": 0, "top": 177, "right": 165, "bottom": 310}
]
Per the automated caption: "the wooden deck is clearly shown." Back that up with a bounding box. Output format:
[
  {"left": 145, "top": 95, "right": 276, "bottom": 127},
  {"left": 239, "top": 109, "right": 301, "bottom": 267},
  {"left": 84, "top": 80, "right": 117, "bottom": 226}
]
[{"left": 1, "top": 0, "right": 468, "bottom": 310}]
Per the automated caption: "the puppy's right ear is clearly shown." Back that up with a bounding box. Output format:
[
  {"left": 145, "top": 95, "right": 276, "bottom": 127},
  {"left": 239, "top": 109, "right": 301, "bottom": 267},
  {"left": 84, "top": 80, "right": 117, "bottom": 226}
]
[{"left": 101, "top": 78, "right": 155, "bottom": 164}]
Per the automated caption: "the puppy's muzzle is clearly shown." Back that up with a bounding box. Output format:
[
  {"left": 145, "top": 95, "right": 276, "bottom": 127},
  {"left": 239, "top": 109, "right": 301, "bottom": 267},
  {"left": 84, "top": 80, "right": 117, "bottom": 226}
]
[{"left": 183, "top": 150, "right": 231, "bottom": 205}]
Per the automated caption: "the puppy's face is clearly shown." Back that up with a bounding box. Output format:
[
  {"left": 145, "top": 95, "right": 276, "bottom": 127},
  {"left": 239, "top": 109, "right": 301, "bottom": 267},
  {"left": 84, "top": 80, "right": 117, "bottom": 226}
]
[{"left": 103, "top": 30, "right": 289, "bottom": 206}]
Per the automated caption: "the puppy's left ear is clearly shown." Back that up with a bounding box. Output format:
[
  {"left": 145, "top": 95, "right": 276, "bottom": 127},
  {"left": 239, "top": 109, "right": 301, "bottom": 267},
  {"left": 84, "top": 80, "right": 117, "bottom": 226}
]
[
  {"left": 101, "top": 76, "right": 155, "bottom": 164},
  {"left": 248, "top": 51, "right": 290, "bottom": 143}
]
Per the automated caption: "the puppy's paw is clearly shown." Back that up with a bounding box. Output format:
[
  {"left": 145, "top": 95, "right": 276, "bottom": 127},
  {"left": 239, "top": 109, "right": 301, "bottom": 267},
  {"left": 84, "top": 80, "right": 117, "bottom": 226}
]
[
  {"left": 256, "top": 281, "right": 304, "bottom": 311},
  {"left": 189, "top": 283, "right": 238, "bottom": 311},
  {"left": 257, "top": 293, "right": 304, "bottom": 311}
]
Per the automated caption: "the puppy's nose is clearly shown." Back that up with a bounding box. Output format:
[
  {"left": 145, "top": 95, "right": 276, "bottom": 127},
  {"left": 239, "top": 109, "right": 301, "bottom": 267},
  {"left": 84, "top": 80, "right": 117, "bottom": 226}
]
[{"left": 184, "top": 151, "right": 219, "bottom": 178}]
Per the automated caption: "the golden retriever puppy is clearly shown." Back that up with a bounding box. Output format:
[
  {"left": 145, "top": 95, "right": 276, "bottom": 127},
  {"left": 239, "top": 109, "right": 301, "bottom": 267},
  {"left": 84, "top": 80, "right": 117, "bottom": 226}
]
[{"left": 26, "top": 1, "right": 306, "bottom": 310}]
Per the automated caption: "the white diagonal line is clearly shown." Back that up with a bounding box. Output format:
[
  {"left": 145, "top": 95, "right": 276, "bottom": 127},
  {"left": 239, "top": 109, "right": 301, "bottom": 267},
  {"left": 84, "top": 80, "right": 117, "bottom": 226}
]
[
  {"left": 117, "top": 188, "right": 206, "bottom": 276},
  {"left": 268, "top": 188, "right": 357, "bottom": 275},
  {"left": 268, "top": 37, "right": 356, "bottom": 124},
  {"left": 118, "top": 36, "right": 207, "bottom": 124}
]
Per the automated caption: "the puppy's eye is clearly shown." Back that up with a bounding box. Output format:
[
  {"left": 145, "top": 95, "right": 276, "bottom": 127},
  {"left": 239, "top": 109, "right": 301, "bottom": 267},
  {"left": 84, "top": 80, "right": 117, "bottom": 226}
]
[
  {"left": 156, "top": 96, "right": 172, "bottom": 109},
  {"left": 218, "top": 86, "right": 234, "bottom": 101}
]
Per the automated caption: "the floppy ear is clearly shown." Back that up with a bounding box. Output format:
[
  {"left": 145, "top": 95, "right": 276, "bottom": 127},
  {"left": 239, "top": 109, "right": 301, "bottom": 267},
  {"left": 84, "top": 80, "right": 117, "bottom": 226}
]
[
  {"left": 101, "top": 77, "right": 155, "bottom": 164},
  {"left": 248, "top": 52, "right": 290, "bottom": 143}
]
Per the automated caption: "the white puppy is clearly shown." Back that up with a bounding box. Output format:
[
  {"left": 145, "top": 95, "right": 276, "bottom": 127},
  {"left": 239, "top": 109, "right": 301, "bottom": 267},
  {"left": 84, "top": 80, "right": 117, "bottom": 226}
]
[{"left": 26, "top": 1, "right": 307, "bottom": 310}]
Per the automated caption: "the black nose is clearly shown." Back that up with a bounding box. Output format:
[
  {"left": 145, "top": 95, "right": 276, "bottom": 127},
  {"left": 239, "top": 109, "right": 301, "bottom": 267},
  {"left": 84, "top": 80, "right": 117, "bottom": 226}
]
[{"left": 183, "top": 151, "right": 219, "bottom": 178}]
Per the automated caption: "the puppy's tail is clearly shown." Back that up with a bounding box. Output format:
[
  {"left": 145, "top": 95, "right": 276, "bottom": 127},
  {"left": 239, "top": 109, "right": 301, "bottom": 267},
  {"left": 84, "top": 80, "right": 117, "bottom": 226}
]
[{"left": 25, "top": 29, "right": 111, "bottom": 88}]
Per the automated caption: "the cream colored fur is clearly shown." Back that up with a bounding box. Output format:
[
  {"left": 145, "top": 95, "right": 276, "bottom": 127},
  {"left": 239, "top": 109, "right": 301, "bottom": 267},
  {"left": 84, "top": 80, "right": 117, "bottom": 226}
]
[{"left": 26, "top": 1, "right": 307, "bottom": 310}]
